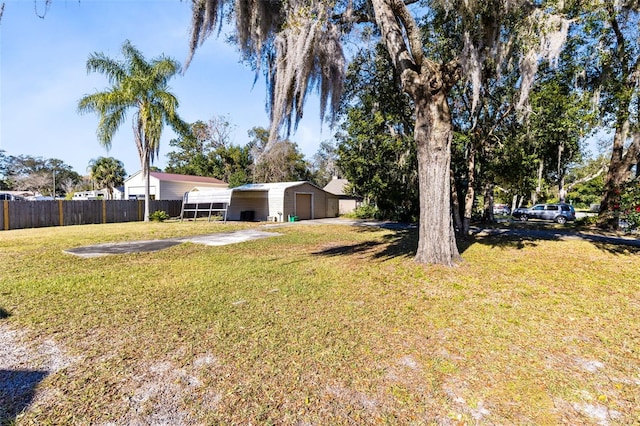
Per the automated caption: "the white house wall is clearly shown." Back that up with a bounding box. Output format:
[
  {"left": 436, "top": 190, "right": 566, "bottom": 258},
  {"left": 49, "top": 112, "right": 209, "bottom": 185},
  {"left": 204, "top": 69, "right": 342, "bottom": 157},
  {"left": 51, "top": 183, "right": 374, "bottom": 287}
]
[
  {"left": 339, "top": 199, "right": 358, "bottom": 215},
  {"left": 125, "top": 173, "right": 228, "bottom": 201},
  {"left": 125, "top": 174, "right": 159, "bottom": 199}
]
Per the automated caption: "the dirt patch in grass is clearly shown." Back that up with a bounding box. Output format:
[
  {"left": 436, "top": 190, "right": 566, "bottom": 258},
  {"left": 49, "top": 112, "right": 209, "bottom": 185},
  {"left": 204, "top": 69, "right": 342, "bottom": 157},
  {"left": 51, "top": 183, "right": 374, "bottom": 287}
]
[
  {"left": 0, "top": 324, "right": 74, "bottom": 423},
  {"left": 0, "top": 322, "right": 225, "bottom": 425}
]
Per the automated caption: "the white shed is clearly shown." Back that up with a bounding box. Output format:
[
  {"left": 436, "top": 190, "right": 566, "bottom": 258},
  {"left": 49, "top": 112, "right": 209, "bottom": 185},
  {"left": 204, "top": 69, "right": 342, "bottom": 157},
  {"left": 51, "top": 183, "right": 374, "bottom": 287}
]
[
  {"left": 181, "top": 181, "right": 339, "bottom": 222},
  {"left": 124, "top": 171, "right": 228, "bottom": 200}
]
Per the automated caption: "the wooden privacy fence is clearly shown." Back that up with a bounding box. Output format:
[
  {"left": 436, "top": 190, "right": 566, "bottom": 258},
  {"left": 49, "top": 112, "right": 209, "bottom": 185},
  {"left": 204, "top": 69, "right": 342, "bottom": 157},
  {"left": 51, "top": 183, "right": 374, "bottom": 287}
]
[{"left": 1, "top": 200, "right": 182, "bottom": 231}]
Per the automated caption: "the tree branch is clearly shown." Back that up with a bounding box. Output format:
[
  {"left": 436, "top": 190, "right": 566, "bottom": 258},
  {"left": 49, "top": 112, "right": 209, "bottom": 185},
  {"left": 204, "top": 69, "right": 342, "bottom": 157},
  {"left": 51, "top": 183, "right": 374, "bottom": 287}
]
[{"left": 566, "top": 163, "right": 607, "bottom": 191}]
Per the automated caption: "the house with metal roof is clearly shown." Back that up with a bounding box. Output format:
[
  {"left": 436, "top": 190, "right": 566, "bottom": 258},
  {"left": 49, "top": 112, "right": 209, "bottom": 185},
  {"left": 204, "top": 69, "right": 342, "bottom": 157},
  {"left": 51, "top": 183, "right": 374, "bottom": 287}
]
[
  {"left": 124, "top": 171, "right": 228, "bottom": 200},
  {"left": 323, "top": 177, "right": 363, "bottom": 215},
  {"left": 181, "top": 181, "right": 339, "bottom": 222}
]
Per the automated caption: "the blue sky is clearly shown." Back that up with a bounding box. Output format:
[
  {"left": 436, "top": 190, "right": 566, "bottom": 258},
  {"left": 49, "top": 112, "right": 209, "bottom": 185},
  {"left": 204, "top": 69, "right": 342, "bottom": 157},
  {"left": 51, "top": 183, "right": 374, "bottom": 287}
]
[{"left": 1, "top": 0, "right": 328, "bottom": 177}]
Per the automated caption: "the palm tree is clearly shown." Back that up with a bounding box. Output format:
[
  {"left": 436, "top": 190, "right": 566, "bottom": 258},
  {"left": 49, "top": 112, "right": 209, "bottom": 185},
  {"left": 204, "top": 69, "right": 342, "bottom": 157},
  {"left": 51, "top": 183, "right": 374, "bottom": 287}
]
[
  {"left": 78, "top": 40, "right": 188, "bottom": 220},
  {"left": 88, "top": 156, "right": 126, "bottom": 199}
]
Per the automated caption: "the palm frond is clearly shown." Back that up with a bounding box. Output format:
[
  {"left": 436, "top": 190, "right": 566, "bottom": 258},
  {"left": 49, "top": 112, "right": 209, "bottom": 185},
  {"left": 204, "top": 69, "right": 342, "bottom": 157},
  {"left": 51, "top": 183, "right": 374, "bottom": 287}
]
[
  {"left": 122, "top": 40, "right": 152, "bottom": 77},
  {"left": 150, "top": 57, "right": 182, "bottom": 85},
  {"left": 79, "top": 40, "right": 184, "bottom": 161},
  {"left": 95, "top": 106, "right": 128, "bottom": 150},
  {"left": 85, "top": 53, "right": 126, "bottom": 85}
]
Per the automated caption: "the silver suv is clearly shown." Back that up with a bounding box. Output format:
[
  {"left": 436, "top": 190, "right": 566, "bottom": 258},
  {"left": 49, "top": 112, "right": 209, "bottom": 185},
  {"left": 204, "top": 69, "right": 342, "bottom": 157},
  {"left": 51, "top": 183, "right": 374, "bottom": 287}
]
[{"left": 512, "top": 203, "right": 576, "bottom": 224}]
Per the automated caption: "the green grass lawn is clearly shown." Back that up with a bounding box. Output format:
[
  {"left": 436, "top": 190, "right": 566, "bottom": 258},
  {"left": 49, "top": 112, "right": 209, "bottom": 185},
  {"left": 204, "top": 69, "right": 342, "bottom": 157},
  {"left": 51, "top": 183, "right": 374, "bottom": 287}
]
[{"left": 1, "top": 221, "right": 638, "bottom": 424}]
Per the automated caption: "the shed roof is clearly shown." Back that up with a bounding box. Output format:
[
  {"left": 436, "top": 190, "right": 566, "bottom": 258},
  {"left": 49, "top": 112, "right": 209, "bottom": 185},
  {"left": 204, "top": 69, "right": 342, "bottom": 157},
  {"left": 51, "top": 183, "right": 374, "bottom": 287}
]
[
  {"left": 183, "top": 181, "right": 335, "bottom": 204},
  {"left": 323, "top": 178, "right": 349, "bottom": 196}
]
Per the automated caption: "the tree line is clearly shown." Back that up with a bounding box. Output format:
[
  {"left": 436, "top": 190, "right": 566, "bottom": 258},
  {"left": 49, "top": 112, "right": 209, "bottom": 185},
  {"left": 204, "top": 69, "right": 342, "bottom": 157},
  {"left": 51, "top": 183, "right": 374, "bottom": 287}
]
[
  {"left": 163, "top": 118, "right": 320, "bottom": 187},
  {"left": 0, "top": 151, "right": 128, "bottom": 199},
  {"left": 10, "top": 0, "right": 640, "bottom": 265},
  {"left": 332, "top": 2, "right": 640, "bottom": 237},
  {"left": 184, "top": 0, "right": 640, "bottom": 265}
]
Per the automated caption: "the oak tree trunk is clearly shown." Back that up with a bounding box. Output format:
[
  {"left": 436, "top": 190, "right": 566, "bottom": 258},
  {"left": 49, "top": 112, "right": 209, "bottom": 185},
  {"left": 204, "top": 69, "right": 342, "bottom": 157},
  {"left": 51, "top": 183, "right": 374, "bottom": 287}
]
[
  {"left": 482, "top": 183, "right": 494, "bottom": 222},
  {"left": 598, "top": 120, "right": 637, "bottom": 230},
  {"left": 533, "top": 159, "right": 544, "bottom": 205},
  {"left": 370, "top": 0, "right": 461, "bottom": 265},
  {"left": 557, "top": 141, "right": 566, "bottom": 203},
  {"left": 413, "top": 90, "right": 461, "bottom": 265}
]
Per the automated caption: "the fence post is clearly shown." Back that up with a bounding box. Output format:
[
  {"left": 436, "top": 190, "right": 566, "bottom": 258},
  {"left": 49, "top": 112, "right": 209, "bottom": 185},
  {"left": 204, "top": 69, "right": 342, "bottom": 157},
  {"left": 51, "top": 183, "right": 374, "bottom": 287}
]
[
  {"left": 3, "top": 201, "right": 8, "bottom": 230},
  {"left": 58, "top": 200, "right": 64, "bottom": 226},
  {"left": 102, "top": 199, "right": 107, "bottom": 224},
  {"left": 138, "top": 200, "right": 143, "bottom": 221}
]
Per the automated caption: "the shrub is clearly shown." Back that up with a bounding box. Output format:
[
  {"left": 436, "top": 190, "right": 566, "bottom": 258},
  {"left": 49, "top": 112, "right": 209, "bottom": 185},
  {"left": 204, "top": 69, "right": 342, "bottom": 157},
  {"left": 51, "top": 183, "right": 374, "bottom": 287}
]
[
  {"left": 620, "top": 178, "right": 640, "bottom": 230},
  {"left": 149, "top": 210, "right": 170, "bottom": 222},
  {"left": 576, "top": 215, "right": 598, "bottom": 227},
  {"left": 348, "top": 203, "right": 380, "bottom": 219}
]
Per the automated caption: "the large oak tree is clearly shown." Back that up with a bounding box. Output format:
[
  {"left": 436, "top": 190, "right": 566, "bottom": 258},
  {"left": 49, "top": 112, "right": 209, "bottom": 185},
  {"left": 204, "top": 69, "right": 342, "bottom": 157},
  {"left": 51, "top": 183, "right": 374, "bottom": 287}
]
[{"left": 187, "top": 0, "right": 570, "bottom": 265}]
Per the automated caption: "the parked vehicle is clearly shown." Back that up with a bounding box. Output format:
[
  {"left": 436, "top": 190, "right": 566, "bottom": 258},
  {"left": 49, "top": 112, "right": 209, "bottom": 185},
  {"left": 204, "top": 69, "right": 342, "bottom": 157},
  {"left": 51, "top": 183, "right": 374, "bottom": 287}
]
[
  {"left": 26, "top": 195, "right": 55, "bottom": 201},
  {"left": 493, "top": 204, "right": 511, "bottom": 215},
  {"left": 0, "top": 192, "right": 25, "bottom": 201},
  {"left": 512, "top": 203, "right": 576, "bottom": 224}
]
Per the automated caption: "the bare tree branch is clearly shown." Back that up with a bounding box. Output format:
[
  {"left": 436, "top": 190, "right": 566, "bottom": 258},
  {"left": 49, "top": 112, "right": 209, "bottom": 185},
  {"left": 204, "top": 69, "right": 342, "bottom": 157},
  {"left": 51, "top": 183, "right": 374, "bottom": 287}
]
[{"left": 566, "top": 163, "right": 607, "bottom": 192}]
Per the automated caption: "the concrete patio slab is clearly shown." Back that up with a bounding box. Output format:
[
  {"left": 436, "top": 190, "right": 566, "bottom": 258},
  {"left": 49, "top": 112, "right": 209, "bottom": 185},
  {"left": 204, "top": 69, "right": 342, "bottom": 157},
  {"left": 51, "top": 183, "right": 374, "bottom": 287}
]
[{"left": 64, "top": 229, "right": 282, "bottom": 258}]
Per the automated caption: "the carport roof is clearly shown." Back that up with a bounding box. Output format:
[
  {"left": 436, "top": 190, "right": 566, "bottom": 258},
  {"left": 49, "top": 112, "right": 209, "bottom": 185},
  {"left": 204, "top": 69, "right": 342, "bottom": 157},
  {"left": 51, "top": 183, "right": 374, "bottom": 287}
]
[
  {"left": 183, "top": 182, "right": 331, "bottom": 204},
  {"left": 232, "top": 181, "right": 316, "bottom": 191}
]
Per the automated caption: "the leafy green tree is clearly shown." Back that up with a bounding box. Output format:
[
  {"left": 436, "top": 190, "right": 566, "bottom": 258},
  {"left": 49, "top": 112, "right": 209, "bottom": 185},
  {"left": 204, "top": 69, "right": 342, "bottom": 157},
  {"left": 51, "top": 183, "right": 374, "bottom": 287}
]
[
  {"left": 166, "top": 117, "right": 252, "bottom": 187},
  {"left": 214, "top": 144, "right": 252, "bottom": 187},
  {"left": 88, "top": 156, "right": 127, "bottom": 199},
  {"left": 78, "top": 40, "right": 188, "bottom": 221},
  {"left": 565, "top": 155, "right": 608, "bottom": 209},
  {"left": 577, "top": 3, "right": 640, "bottom": 229},
  {"left": 337, "top": 111, "right": 418, "bottom": 221},
  {"left": 620, "top": 178, "right": 640, "bottom": 230},
  {"left": 188, "top": 0, "right": 571, "bottom": 265},
  {"left": 165, "top": 120, "right": 215, "bottom": 177},
  {"left": 336, "top": 45, "right": 418, "bottom": 222},
  {"left": 1, "top": 155, "right": 80, "bottom": 196},
  {"left": 528, "top": 69, "right": 595, "bottom": 203},
  {"left": 0, "top": 150, "right": 9, "bottom": 190},
  {"left": 310, "top": 140, "right": 340, "bottom": 188}
]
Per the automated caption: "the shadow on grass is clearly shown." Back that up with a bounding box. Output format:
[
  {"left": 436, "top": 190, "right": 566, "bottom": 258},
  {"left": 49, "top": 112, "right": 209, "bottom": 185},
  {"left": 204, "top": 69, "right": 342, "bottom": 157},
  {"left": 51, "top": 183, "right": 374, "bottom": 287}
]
[
  {"left": 0, "top": 369, "right": 48, "bottom": 425},
  {"left": 0, "top": 307, "right": 10, "bottom": 319},
  {"left": 469, "top": 223, "right": 640, "bottom": 255},
  {"left": 313, "top": 221, "right": 640, "bottom": 260},
  {"left": 312, "top": 225, "right": 419, "bottom": 260}
]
